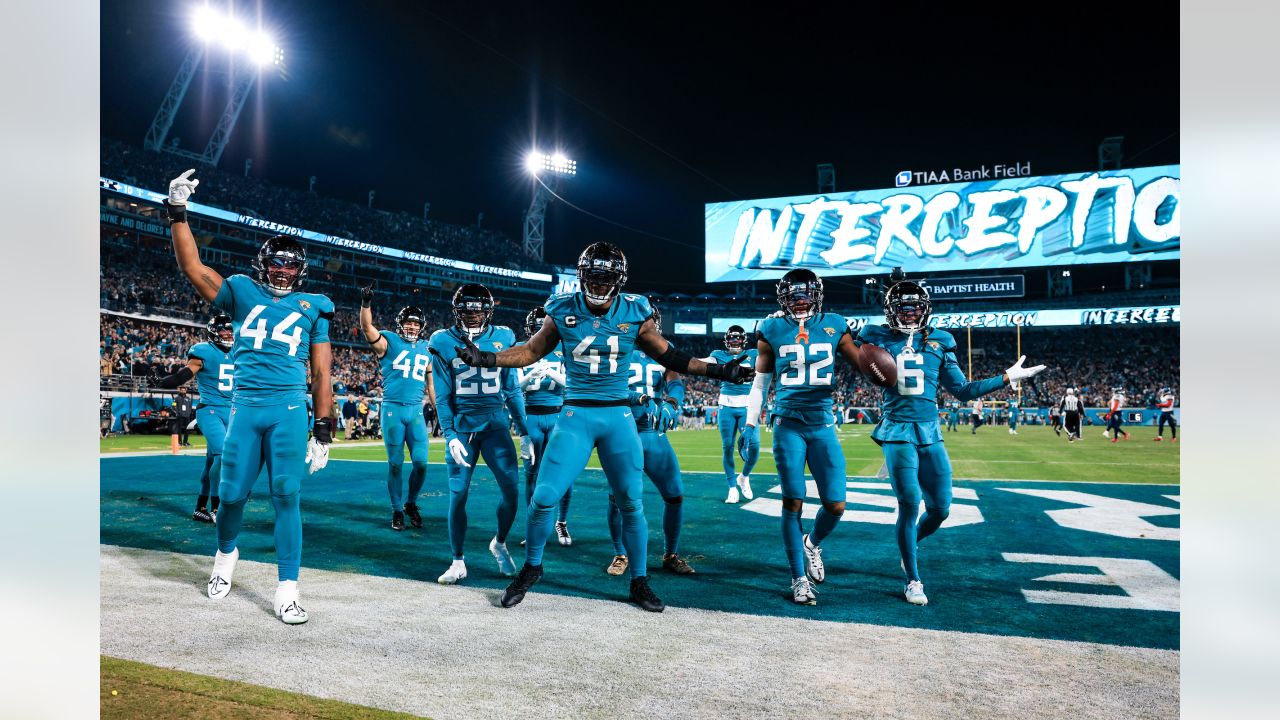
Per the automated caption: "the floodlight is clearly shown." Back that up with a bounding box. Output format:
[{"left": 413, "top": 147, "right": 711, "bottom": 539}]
[
  {"left": 192, "top": 5, "right": 218, "bottom": 41},
  {"left": 525, "top": 152, "right": 543, "bottom": 175},
  {"left": 246, "top": 32, "right": 277, "bottom": 66},
  {"left": 526, "top": 150, "right": 577, "bottom": 177}
]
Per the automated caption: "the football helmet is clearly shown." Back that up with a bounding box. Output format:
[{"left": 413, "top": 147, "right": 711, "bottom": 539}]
[
  {"left": 724, "top": 325, "right": 747, "bottom": 352},
  {"left": 884, "top": 279, "right": 931, "bottom": 334},
  {"left": 252, "top": 235, "right": 307, "bottom": 296},
  {"left": 524, "top": 306, "right": 548, "bottom": 339},
  {"left": 776, "top": 269, "right": 823, "bottom": 322},
  {"left": 577, "top": 242, "right": 628, "bottom": 308},
  {"left": 396, "top": 305, "right": 426, "bottom": 342},
  {"left": 452, "top": 284, "right": 494, "bottom": 336},
  {"left": 207, "top": 314, "right": 234, "bottom": 351}
]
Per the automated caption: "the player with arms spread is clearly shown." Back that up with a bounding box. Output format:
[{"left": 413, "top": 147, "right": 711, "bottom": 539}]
[
  {"left": 857, "top": 278, "right": 1044, "bottom": 606},
  {"left": 165, "top": 170, "right": 335, "bottom": 625},
  {"left": 153, "top": 314, "right": 236, "bottom": 524},
  {"left": 429, "top": 284, "right": 531, "bottom": 585},
  {"left": 742, "top": 269, "right": 865, "bottom": 606},
  {"left": 703, "top": 325, "right": 759, "bottom": 503},
  {"left": 515, "top": 307, "right": 573, "bottom": 545},
  {"left": 359, "top": 286, "right": 435, "bottom": 531},
  {"left": 458, "top": 242, "right": 753, "bottom": 612}
]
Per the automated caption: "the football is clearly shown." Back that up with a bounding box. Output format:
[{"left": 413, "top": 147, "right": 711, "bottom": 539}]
[{"left": 858, "top": 344, "right": 897, "bottom": 388}]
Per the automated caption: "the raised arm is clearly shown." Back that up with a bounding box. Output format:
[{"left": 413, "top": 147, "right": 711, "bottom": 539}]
[
  {"left": 164, "top": 170, "right": 223, "bottom": 303},
  {"left": 635, "top": 319, "right": 754, "bottom": 384},
  {"left": 358, "top": 284, "right": 388, "bottom": 357}
]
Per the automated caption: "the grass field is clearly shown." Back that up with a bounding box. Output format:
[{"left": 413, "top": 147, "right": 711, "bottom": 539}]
[{"left": 102, "top": 423, "right": 1180, "bottom": 484}]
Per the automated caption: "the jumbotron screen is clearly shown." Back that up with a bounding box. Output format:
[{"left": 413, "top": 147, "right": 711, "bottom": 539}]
[{"left": 703, "top": 165, "right": 1180, "bottom": 282}]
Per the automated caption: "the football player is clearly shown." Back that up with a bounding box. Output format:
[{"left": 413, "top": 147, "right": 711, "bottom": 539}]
[
  {"left": 1007, "top": 397, "right": 1019, "bottom": 435},
  {"left": 605, "top": 307, "right": 696, "bottom": 577},
  {"left": 458, "top": 242, "right": 752, "bottom": 612},
  {"left": 970, "top": 399, "right": 984, "bottom": 434},
  {"left": 154, "top": 314, "right": 235, "bottom": 523},
  {"left": 429, "top": 284, "right": 531, "bottom": 585},
  {"left": 741, "top": 269, "right": 867, "bottom": 605},
  {"left": 947, "top": 400, "right": 960, "bottom": 432},
  {"left": 1104, "top": 388, "right": 1129, "bottom": 442},
  {"left": 165, "top": 170, "right": 334, "bottom": 625},
  {"left": 1154, "top": 387, "right": 1178, "bottom": 441},
  {"left": 515, "top": 307, "right": 572, "bottom": 544},
  {"left": 359, "top": 287, "right": 434, "bottom": 531},
  {"left": 703, "top": 326, "right": 759, "bottom": 503},
  {"left": 858, "top": 278, "right": 1044, "bottom": 605}
]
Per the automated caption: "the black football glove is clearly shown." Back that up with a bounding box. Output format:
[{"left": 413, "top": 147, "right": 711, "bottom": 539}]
[
  {"left": 458, "top": 334, "right": 497, "bottom": 368},
  {"left": 705, "top": 354, "right": 755, "bottom": 385},
  {"left": 312, "top": 417, "right": 333, "bottom": 444},
  {"left": 360, "top": 283, "right": 374, "bottom": 308}
]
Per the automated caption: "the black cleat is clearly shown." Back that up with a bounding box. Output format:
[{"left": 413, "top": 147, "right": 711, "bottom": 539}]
[
  {"left": 629, "top": 576, "right": 666, "bottom": 612},
  {"left": 192, "top": 507, "right": 214, "bottom": 524},
  {"left": 662, "top": 552, "right": 696, "bottom": 575},
  {"left": 404, "top": 502, "right": 423, "bottom": 529},
  {"left": 391, "top": 511, "right": 405, "bottom": 531},
  {"left": 500, "top": 563, "right": 544, "bottom": 608}
]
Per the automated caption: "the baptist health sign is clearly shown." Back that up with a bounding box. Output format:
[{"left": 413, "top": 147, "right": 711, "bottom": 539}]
[{"left": 704, "top": 165, "right": 1180, "bottom": 282}]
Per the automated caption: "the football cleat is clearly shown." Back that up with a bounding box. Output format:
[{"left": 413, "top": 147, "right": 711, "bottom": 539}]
[
  {"left": 555, "top": 521, "right": 573, "bottom": 547},
  {"left": 736, "top": 474, "right": 754, "bottom": 500},
  {"left": 490, "top": 537, "right": 517, "bottom": 577},
  {"left": 1172, "top": 437, "right": 1178, "bottom": 442},
  {"left": 1153, "top": 436, "right": 1163, "bottom": 441},
  {"left": 193, "top": 507, "right": 214, "bottom": 524},
  {"left": 802, "top": 533, "right": 825, "bottom": 584},
  {"left": 437, "top": 559, "right": 468, "bottom": 585},
  {"left": 628, "top": 576, "right": 665, "bottom": 612},
  {"left": 404, "top": 502, "right": 423, "bottom": 528},
  {"left": 500, "top": 563, "right": 544, "bottom": 608},
  {"left": 606, "top": 555, "right": 629, "bottom": 576},
  {"left": 662, "top": 553, "right": 696, "bottom": 575},
  {"left": 391, "top": 511, "right": 405, "bottom": 531},
  {"left": 274, "top": 581, "right": 309, "bottom": 624},
  {"left": 791, "top": 576, "right": 818, "bottom": 605},
  {"left": 904, "top": 580, "right": 928, "bottom": 606},
  {"left": 725, "top": 487, "right": 740, "bottom": 504},
  {"left": 207, "top": 547, "right": 238, "bottom": 600}
]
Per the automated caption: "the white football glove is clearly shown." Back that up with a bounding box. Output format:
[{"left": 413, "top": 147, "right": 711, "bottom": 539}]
[
  {"left": 448, "top": 438, "right": 471, "bottom": 467},
  {"left": 305, "top": 437, "right": 330, "bottom": 474},
  {"left": 1005, "top": 355, "right": 1046, "bottom": 389},
  {"left": 168, "top": 169, "right": 200, "bottom": 206},
  {"left": 519, "top": 435, "right": 535, "bottom": 465}
]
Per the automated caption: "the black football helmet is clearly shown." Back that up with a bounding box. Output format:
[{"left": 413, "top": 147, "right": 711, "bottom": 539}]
[
  {"left": 577, "top": 242, "right": 628, "bottom": 308},
  {"left": 649, "top": 304, "right": 663, "bottom": 334},
  {"left": 452, "top": 283, "right": 494, "bottom": 336},
  {"left": 525, "top": 306, "right": 548, "bottom": 338},
  {"left": 883, "top": 279, "right": 931, "bottom": 334},
  {"left": 252, "top": 235, "right": 307, "bottom": 296},
  {"left": 776, "top": 269, "right": 823, "bottom": 322},
  {"left": 724, "top": 325, "right": 747, "bottom": 352},
  {"left": 207, "top": 314, "right": 234, "bottom": 351},
  {"left": 396, "top": 305, "right": 426, "bottom": 342}
]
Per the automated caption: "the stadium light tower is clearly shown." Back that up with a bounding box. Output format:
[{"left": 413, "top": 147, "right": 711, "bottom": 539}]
[
  {"left": 523, "top": 150, "right": 576, "bottom": 260},
  {"left": 143, "top": 5, "right": 284, "bottom": 167}
]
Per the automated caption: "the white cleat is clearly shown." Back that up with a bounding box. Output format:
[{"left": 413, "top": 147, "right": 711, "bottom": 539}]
[
  {"left": 438, "top": 559, "right": 468, "bottom": 585},
  {"left": 904, "top": 580, "right": 929, "bottom": 606},
  {"left": 736, "top": 474, "right": 754, "bottom": 500},
  {"left": 725, "top": 487, "right": 740, "bottom": 504},
  {"left": 274, "top": 580, "right": 309, "bottom": 624},
  {"left": 555, "top": 521, "right": 573, "bottom": 547},
  {"left": 207, "top": 547, "right": 238, "bottom": 600},
  {"left": 791, "top": 576, "right": 818, "bottom": 605},
  {"left": 802, "top": 533, "right": 826, "bottom": 583},
  {"left": 490, "top": 537, "right": 517, "bottom": 577}
]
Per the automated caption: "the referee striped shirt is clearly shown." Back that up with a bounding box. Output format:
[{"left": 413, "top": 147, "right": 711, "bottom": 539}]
[{"left": 1061, "top": 395, "right": 1081, "bottom": 413}]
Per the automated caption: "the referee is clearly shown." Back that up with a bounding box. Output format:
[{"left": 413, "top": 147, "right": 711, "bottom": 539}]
[{"left": 1061, "top": 387, "right": 1082, "bottom": 442}]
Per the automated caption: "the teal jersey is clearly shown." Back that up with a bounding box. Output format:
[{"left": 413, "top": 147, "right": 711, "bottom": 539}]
[
  {"left": 515, "top": 342, "right": 566, "bottom": 407},
  {"left": 627, "top": 349, "right": 667, "bottom": 430},
  {"left": 854, "top": 325, "right": 1006, "bottom": 424},
  {"left": 188, "top": 342, "right": 234, "bottom": 407},
  {"left": 545, "top": 291, "right": 653, "bottom": 403},
  {"left": 757, "top": 311, "right": 850, "bottom": 425},
  {"left": 211, "top": 274, "right": 333, "bottom": 405},
  {"left": 708, "top": 348, "right": 757, "bottom": 398},
  {"left": 378, "top": 330, "right": 431, "bottom": 405},
  {"left": 1009, "top": 400, "right": 1019, "bottom": 413},
  {"left": 428, "top": 324, "right": 526, "bottom": 438}
]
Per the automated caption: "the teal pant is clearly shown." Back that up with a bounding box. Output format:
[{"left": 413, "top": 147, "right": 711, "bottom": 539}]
[
  {"left": 609, "top": 429, "right": 684, "bottom": 555},
  {"left": 880, "top": 441, "right": 953, "bottom": 583},
  {"left": 216, "top": 399, "right": 308, "bottom": 582},
  {"left": 446, "top": 423, "right": 520, "bottom": 559},
  {"left": 197, "top": 404, "right": 230, "bottom": 497},
  {"left": 773, "top": 417, "right": 848, "bottom": 579},
  {"left": 382, "top": 402, "right": 430, "bottom": 512},
  {"left": 524, "top": 411, "right": 571, "bottom": 521},
  {"left": 526, "top": 404, "right": 648, "bottom": 579},
  {"left": 718, "top": 405, "right": 758, "bottom": 487}
]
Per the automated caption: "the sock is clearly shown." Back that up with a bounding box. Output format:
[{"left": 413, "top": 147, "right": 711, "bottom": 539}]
[
  {"left": 387, "top": 462, "right": 404, "bottom": 512},
  {"left": 271, "top": 492, "right": 302, "bottom": 582},
  {"left": 196, "top": 494, "right": 209, "bottom": 511},
  {"left": 210, "top": 495, "right": 220, "bottom": 512},
  {"left": 407, "top": 461, "right": 427, "bottom": 505},
  {"left": 523, "top": 502, "right": 556, "bottom": 567},
  {"left": 896, "top": 501, "right": 920, "bottom": 582},
  {"left": 215, "top": 498, "right": 246, "bottom": 554},
  {"left": 617, "top": 496, "right": 649, "bottom": 579},
  {"left": 199, "top": 455, "right": 215, "bottom": 496},
  {"left": 558, "top": 486, "right": 573, "bottom": 523},
  {"left": 781, "top": 508, "right": 806, "bottom": 579},
  {"left": 607, "top": 496, "right": 626, "bottom": 555},
  {"left": 448, "top": 487, "right": 470, "bottom": 560},
  {"left": 809, "top": 506, "right": 841, "bottom": 546},
  {"left": 495, "top": 476, "right": 518, "bottom": 545},
  {"left": 662, "top": 497, "right": 682, "bottom": 555}
]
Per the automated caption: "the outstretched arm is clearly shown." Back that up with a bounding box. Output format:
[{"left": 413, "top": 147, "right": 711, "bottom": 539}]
[
  {"left": 359, "top": 284, "right": 388, "bottom": 357},
  {"left": 155, "top": 358, "right": 203, "bottom": 389},
  {"left": 636, "top": 319, "right": 754, "bottom": 384},
  {"left": 836, "top": 331, "right": 862, "bottom": 368},
  {"left": 165, "top": 170, "right": 223, "bottom": 303},
  {"left": 465, "top": 317, "right": 560, "bottom": 369},
  {"left": 745, "top": 338, "right": 776, "bottom": 427}
]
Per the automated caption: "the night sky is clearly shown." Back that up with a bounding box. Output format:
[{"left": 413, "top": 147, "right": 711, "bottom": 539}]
[{"left": 100, "top": 1, "right": 1179, "bottom": 291}]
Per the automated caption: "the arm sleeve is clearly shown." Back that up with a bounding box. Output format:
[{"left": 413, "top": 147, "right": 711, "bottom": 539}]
[
  {"left": 502, "top": 368, "right": 529, "bottom": 436},
  {"left": 938, "top": 345, "right": 1007, "bottom": 401},
  {"left": 311, "top": 300, "right": 334, "bottom": 345},
  {"left": 746, "top": 371, "right": 772, "bottom": 426},
  {"left": 663, "top": 376, "right": 686, "bottom": 407},
  {"left": 429, "top": 347, "right": 458, "bottom": 442}
]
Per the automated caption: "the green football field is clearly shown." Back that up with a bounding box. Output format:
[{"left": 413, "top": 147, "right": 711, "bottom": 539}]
[{"left": 101, "top": 423, "right": 1180, "bottom": 484}]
